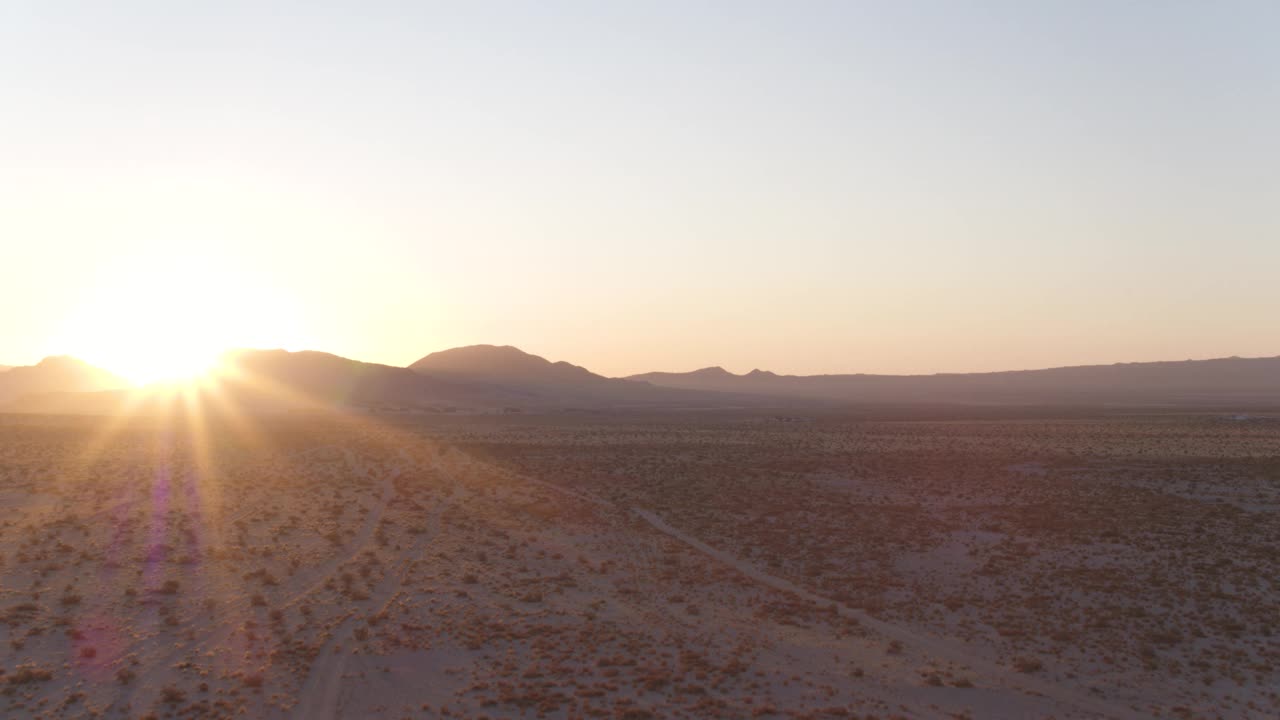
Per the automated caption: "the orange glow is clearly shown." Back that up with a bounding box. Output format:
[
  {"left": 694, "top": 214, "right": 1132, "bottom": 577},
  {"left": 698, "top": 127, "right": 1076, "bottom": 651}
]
[{"left": 55, "top": 254, "right": 307, "bottom": 385}]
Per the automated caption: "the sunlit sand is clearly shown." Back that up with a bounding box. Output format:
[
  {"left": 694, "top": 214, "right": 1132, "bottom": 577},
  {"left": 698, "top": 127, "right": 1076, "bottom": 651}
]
[{"left": 1, "top": 388, "right": 1276, "bottom": 718}]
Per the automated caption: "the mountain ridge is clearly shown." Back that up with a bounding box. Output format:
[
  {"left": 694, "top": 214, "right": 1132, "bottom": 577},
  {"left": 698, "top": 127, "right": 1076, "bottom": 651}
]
[
  {"left": 626, "top": 354, "right": 1280, "bottom": 405},
  {"left": 5, "top": 347, "right": 1280, "bottom": 414},
  {"left": 630, "top": 354, "right": 1280, "bottom": 381},
  {"left": 5, "top": 348, "right": 761, "bottom": 414},
  {"left": 0, "top": 356, "right": 130, "bottom": 405},
  {"left": 409, "top": 344, "right": 609, "bottom": 386}
]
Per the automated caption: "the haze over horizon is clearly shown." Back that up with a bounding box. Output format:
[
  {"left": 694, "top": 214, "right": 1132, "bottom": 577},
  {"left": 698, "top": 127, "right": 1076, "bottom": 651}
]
[
  {"left": 3, "top": 6, "right": 1280, "bottom": 718},
  {"left": 4, "top": 2, "right": 1278, "bottom": 382},
  {"left": 5, "top": 344, "right": 1280, "bottom": 392}
]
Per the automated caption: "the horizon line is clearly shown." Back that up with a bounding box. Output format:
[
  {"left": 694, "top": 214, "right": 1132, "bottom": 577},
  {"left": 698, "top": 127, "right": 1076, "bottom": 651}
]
[{"left": 11, "top": 345, "right": 1279, "bottom": 388}]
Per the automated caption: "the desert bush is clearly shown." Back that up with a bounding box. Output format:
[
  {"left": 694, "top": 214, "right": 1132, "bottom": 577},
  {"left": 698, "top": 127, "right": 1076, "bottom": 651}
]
[
  {"left": 7, "top": 663, "right": 53, "bottom": 684},
  {"left": 161, "top": 685, "right": 186, "bottom": 704},
  {"left": 1012, "top": 656, "right": 1044, "bottom": 673}
]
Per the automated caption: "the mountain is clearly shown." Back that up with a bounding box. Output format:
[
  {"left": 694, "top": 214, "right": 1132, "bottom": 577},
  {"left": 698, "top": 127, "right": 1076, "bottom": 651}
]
[
  {"left": 210, "top": 349, "right": 532, "bottom": 411},
  {"left": 412, "top": 344, "right": 842, "bottom": 408},
  {"left": 410, "top": 345, "right": 605, "bottom": 386},
  {"left": 6, "top": 348, "right": 754, "bottom": 415},
  {"left": 226, "top": 347, "right": 707, "bottom": 410},
  {"left": 628, "top": 355, "right": 1280, "bottom": 406},
  {"left": 216, "top": 345, "right": 783, "bottom": 410},
  {"left": 11, "top": 347, "right": 1278, "bottom": 416},
  {"left": 3, "top": 350, "right": 526, "bottom": 415},
  {"left": 0, "top": 356, "right": 129, "bottom": 405},
  {"left": 407, "top": 344, "right": 728, "bottom": 407}
]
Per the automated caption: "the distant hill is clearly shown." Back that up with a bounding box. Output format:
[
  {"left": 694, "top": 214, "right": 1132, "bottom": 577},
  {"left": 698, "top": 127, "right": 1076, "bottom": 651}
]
[
  {"left": 3, "top": 350, "right": 523, "bottom": 415},
  {"left": 6, "top": 348, "right": 754, "bottom": 415},
  {"left": 409, "top": 345, "right": 756, "bottom": 409},
  {"left": 0, "top": 356, "right": 129, "bottom": 405},
  {"left": 410, "top": 345, "right": 605, "bottom": 386},
  {"left": 211, "top": 349, "right": 529, "bottom": 411},
  {"left": 208, "top": 345, "right": 781, "bottom": 411},
  {"left": 628, "top": 355, "right": 1280, "bottom": 406},
  {"left": 10, "top": 348, "right": 1278, "bottom": 415}
]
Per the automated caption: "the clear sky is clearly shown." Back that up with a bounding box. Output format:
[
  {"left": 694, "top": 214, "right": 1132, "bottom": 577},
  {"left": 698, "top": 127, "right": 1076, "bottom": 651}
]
[{"left": 3, "top": 1, "right": 1277, "bottom": 381}]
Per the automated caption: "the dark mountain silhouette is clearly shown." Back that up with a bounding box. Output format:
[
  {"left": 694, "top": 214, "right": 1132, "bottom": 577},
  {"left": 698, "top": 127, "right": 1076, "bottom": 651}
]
[
  {"left": 6, "top": 348, "right": 756, "bottom": 414},
  {"left": 0, "top": 356, "right": 129, "bottom": 405},
  {"left": 9, "top": 348, "right": 1279, "bottom": 415},
  {"left": 210, "top": 349, "right": 535, "bottom": 411},
  {"left": 410, "top": 345, "right": 605, "bottom": 385},
  {"left": 409, "top": 345, "right": 758, "bottom": 408},
  {"left": 683, "top": 366, "right": 738, "bottom": 379},
  {"left": 628, "top": 355, "right": 1280, "bottom": 406},
  {"left": 3, "top": 350, "right": 524, "bottom": 415}
]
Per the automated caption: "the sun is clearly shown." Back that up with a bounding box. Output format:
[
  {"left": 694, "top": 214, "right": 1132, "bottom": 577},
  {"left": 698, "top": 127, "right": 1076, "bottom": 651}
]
[{"left": 58, "top": 254, "right": 306, "bottom": 385}]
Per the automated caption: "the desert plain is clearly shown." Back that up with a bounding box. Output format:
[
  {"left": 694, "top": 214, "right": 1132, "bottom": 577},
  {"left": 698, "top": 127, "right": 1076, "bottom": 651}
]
[{"left": 0, "top": 408, "right": 1276, "bottom": 720}]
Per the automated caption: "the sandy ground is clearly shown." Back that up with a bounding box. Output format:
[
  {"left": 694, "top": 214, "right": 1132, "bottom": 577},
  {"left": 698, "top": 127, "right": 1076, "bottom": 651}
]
[{"left": 0, "top": 410, "right": 1276, "bottom": 719}]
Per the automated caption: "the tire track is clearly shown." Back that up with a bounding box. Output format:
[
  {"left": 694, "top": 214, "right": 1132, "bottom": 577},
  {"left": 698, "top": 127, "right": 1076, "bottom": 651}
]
[
  {"left": 442, "top": 443, "right": 1141, "bottom": 720},
  {"left": 631, "top": 506, "right": 1143, "bottom": 720},
  {"left": 287, "top": 501, "right": 446, "bottom": 720}
]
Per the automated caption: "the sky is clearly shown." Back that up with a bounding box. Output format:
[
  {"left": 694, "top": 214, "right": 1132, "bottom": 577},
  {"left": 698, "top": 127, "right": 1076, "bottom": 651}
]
[{"left": 2, "top": 1, "right": 1277, "bottom": 381}]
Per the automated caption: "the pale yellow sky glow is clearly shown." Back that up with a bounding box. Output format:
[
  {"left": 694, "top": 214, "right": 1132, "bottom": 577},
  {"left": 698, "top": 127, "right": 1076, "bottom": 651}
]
[
  {"left": 48, "top": 252, "right": 309, "bottom": 384},
  {"left": 3, "top": 3, "right": 1277, "bottom": 379}
]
